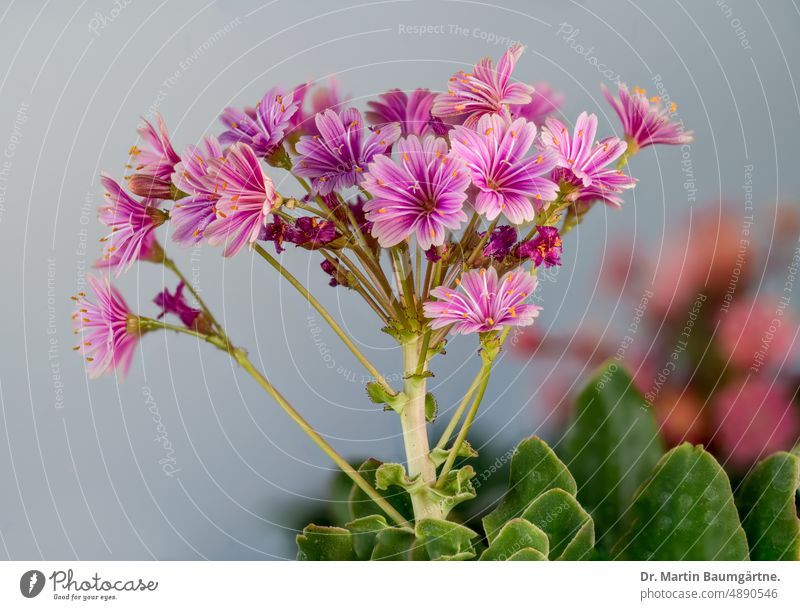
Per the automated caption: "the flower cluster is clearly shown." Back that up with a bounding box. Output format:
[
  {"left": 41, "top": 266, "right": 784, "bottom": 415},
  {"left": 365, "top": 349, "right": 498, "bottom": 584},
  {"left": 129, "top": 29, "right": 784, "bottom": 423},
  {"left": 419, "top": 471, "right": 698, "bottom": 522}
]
[
  {"left": 76, "top": 46, "right": 689, "bottom": 384},
  {"left": 74, "top": 45, "right": 702, "bottom": 557}
]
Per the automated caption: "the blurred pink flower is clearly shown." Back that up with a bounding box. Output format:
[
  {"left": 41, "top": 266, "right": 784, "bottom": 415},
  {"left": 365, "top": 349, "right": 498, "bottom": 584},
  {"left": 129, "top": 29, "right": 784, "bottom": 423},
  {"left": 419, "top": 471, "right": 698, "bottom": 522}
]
[
  {"left": 717, "top": 297, "right": 798, "bottom": 370},
  {"left": 712, "top": 378, "right": 799, "bottom": 468}
]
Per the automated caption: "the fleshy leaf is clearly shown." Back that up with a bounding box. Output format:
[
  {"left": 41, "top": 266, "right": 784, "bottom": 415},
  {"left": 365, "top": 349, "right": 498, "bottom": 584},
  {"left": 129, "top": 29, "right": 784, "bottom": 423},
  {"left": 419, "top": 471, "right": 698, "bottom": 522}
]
[
  {"left": 508, "top": 548, "right": 548, "bottom": 560},
  {"left": 736, "top": 451, "right": 800, "bottom": 560},
  {"left": 421, "top": 466, "right": 477, "bottom": 518},
  {"left": 349, "top": 458, "right": 414, "bottom": 522},
  {"left": 425, "top": 392, "right": 438, "bottom": 422},
  {"left": 483, "top": 436, "right": 577, "bottom": 542},
  {"left": 430, "top": 440, "right": 478, "bottom": 467},
  {"left": 375, "top": 463, "right": 421, "bottom": 492},
  {"left": 521, "top": 488, "right": 594, "bottom": 560},
  {"left": 370, "top": 526, "right": 420, "bottom": 561},
  {"left": 416, "top": 518, "right": 478, "bottom": 561},
  {"left": 345, "top": 515, "right": 389, "bottom": 561},
  {"left": 296, "top": 524, "right": 355, "bottom": 560},
  {"left": 613, "top": 443, "right": 749, "bottom": 560},
  {"left": 479, "top": 518, "right": 549, "bottom": 561},
  {"left": 563, "top": 360, "right": 664, "bottom": 551},
  {"left": 365, "top": 382, "right": 403, "bottom": 412}
]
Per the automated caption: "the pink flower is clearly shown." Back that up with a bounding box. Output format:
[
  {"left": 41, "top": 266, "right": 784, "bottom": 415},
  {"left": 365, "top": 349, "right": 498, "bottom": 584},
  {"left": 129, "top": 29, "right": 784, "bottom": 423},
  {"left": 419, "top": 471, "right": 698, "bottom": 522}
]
[
  {"left": 289, "top": 79, "right": 350, "bottom": 137},
  {"left": 451, "top": 114, "right": 558, "bottom": 223},
  {"left": 366, "top": 88, "right": 437, "bottom": 137},
  {"left": 203, "top": 143, "right": 279, "bottom": 257},
  {"left": 170, "top": 136, "right": 225, "bottom": 246},
  {"left": 219, "top": 86, "right": 299, "bottom": 157},
  {"left": 542, "top": 112, "right": 636, "bottom": 207},
  {"left": 712, "top": 378, "right": 799, "bottom": 468},
  {"left": 72, "top": 275, "right": 140, "bottom": 378},
  {"left": 129, "top": 113, "right": 181, "bottom": 180},
  {"left": 602, "top": 84, "right": 693, "bottom": 152},
  {"left": 717, "top": 298, "right": 798, "bottom": 370},
  {"left": 423, "top": 267, "right": 541, "bottom": 334},
  {"left": 294, "top": 108, "right": 400, "bottom": 195},
  {"left": 510, "top": 81, "right": 565, "bottom": 125},
  {"left": 97, "top": 174, "right": 167, "bottom": 275},
  {"left": 433, "top": 45, "right": 533, "bottom": 128},
  {"left": 363, "top": 135, "right": 469, "bottom": 250}
]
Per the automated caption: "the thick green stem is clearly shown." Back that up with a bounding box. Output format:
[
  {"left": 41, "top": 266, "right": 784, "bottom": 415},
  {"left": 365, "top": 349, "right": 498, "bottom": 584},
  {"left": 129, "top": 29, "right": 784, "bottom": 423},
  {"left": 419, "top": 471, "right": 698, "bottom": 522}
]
[{"left": 400, "top": 337, "right": 442, "bottom": 521}]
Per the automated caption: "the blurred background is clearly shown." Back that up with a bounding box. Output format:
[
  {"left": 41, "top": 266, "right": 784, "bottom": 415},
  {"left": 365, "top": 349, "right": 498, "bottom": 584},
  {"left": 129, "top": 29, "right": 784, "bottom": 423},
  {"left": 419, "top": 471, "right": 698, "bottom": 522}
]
[{"left": 0, "top": 0, "right": 798, "bottom": 560}]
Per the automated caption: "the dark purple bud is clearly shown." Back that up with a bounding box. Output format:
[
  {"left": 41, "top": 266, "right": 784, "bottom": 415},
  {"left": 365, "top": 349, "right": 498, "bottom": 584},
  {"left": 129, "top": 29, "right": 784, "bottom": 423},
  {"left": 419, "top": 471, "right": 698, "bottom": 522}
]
[{"left": 482, "top": 225, "right": 518, "bottom": 259}]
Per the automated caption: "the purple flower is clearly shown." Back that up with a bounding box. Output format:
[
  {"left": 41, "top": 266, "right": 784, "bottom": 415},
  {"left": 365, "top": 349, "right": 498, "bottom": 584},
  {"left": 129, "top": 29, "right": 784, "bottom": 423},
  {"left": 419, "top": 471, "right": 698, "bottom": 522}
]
[
  {"left": 289, "top": 79, "right": 350, "bottom": 136},
  {"left": 423, "top": 267, "right": 541, "bottom": 334},
  {"left": 72, "top": 275, "right": 140, "bottom": 378},
  {"left": 425, "top": 244, "right": 447, "bottom": 262},
  {"left": 542, "top": 112, "right": 636, "bottom": 207},
  {"left": 170, "top": 136, "right": 224, "bottom": 246},
  {"left": 366, "top": 89, "right": 437, "bottom": 137},
  {"left": 260, "top": 215, "right": 289, "bottom": 253},
  {"left": 432, "top": 45, "right": 533, "bottom": 128},
  {"left": 602, "top": 84, "right": 693, "bottom": 152},
  {"left": 451, "top": 114, "right": 558, "bottom": 223},
  {"left": 286, "top": 216, "right": 338, "bottom": 249},
  {"left": 203, "top": 143, "right": 279, "bottom": 257},
  {"left": 97, "top": 173, "right": 167, "bottom": 275},
  {"left": 516, "top": 226, "right": 562, "bottom": 267},
  {"left": 153, "top": 281, "right": 202, "bottom": 329},
  {"left": 129, "top": 113, "right": 181, "bottom": 180},
  {"left": 219, "top": 87, "right": 299, "bottom": 157},
  {"left": 363, "top": 135, "right": 469, "bottom": 250},
  {"left": 95, "top": 230, "right": 162, "bottom": 272},
  {"left": 510, "top": 81, "right": 565, "bottom": 125},
  {"left": 483, "top": 225, "right": 518, "bottom": 259},
  {"left": 294, "top": 108, "right": 400, "bottom": 195}
]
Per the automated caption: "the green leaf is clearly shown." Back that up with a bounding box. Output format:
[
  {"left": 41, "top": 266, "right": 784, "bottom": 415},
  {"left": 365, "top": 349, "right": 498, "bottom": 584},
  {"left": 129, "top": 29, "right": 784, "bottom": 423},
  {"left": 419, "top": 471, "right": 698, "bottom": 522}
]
[
  {"left": 425, "top": 392, "right": 438, "bottom": 422},
  {"left": 736, "top": 451, "right": 800, "bottom": 560},
  {"left": 521, "top": 489, "right": 594, "bottom": 560},
  {"left": 483, "top": 436, "right": 577, "bottom": 542},
  {"left": 416, "top": 519, "right": 478, "bottom": 561},
  {"left": 564, "top": 360, "right": 664, "bottom": 551},
  {"left": 345, "top": 515, "right": 389, "bottom": 561},
  {"left": 375, "top": 463, "right": 421, "bottom": 492},
  {"left": 613, "top": 443, "right": 749, "bottom": 560},
  {"left": 365, "top": 382, "right": 403, "bottom": 412},
  {"left": 348, "top": 458, "right": 414, "bottom": 522},
  {"left": 421, "top": 466, "right": 477, "bottom": 518},
  {"left": 507, "top": 548, "right": 548, "bottom": 560},
  {"left": 479, "top": 518, "right": 549, "bottom": 561},
  {"left": 430, "top": 440, "right": 478, "bottom": 467},
  {"left": 366, "top": 382, "right": 392, "bottom": 404},
  {"left": 296, "top": 524, "right": 355, "bottom": 560},
  {"left": 370, "top": 526, "right": 419, "bottom": 561}
]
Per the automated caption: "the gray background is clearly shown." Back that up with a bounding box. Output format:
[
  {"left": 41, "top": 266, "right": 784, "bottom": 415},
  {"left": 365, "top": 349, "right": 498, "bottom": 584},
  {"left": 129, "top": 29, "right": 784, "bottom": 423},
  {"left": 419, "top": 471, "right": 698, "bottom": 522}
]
[{"left": 0, "top": 0, "right": 797, "bottom": 559}]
